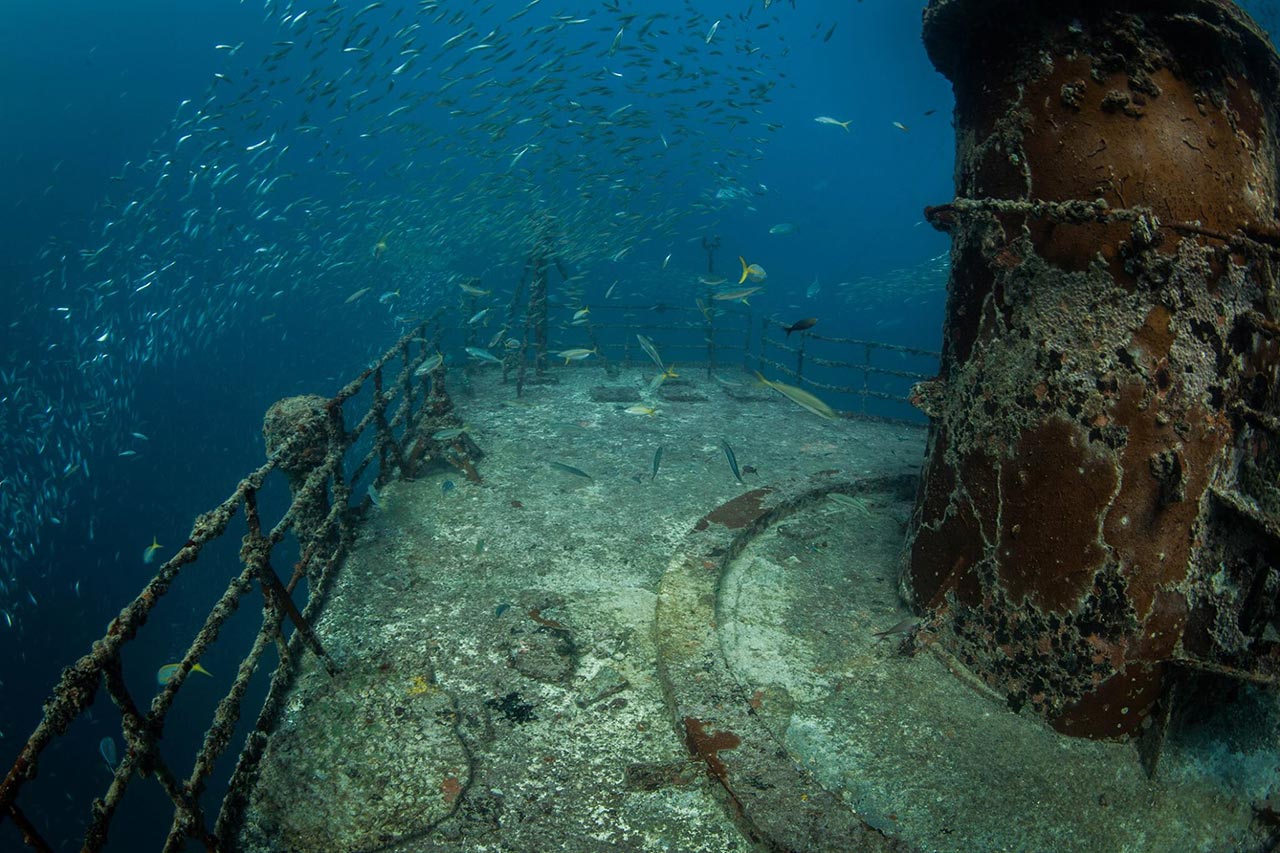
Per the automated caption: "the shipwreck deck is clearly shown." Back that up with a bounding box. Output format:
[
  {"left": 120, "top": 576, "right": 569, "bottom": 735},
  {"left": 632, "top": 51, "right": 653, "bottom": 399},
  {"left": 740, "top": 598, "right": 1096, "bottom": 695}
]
[{"left": 237, "top": 366, "right": 1276, "bottom": 853}]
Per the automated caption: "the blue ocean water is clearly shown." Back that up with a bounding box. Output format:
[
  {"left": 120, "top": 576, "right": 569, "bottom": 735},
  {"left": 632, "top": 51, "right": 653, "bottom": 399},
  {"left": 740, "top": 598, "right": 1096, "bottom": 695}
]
[{"left": 1, "top": 1, "right": 1276, "bottom": 849}]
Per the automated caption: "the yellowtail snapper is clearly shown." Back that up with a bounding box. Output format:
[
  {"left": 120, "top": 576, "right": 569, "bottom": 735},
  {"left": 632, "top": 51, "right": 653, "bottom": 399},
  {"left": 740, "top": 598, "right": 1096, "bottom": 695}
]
[
  {"left": 637, "top": 334, "right": 665, "bottom": 371},
  {"left": 754, "top": 372, "right": 838, "bottom": 420},
  {"left": 414, "top": 352, "right": 444, "bottom": 377},
  {"left": 142, "top": 536, "right": 163, "bottom": 565},
  {"left": 557, "top": 347, "right": 596, "bottom": 364},
  {"left": 713, "top": 286, "right": 762, "bottom": 304},
  {"left": 736, "top": 256, "right": 767, "bottom": 284},
  {"left": 157, "top": 662, "right": 213, "bottom": 685}
]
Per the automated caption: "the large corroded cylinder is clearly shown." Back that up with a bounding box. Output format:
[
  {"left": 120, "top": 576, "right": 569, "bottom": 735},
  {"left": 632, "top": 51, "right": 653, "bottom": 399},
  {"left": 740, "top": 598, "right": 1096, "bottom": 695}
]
[{"left": 904, "top": 0, "right": 1280, "bottom": 739}]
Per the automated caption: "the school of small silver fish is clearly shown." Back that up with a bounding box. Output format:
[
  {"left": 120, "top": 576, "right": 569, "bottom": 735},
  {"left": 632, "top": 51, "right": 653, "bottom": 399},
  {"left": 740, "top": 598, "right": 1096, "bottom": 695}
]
[{"left": 0, "top": 0, "right": 862, "bottom": 628}]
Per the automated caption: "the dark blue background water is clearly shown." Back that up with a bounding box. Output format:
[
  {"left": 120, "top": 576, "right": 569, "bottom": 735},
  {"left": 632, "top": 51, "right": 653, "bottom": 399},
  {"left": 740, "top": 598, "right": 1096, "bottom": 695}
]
[{"left": 2, "top": 1, "right": 1274, "bottom": 849}]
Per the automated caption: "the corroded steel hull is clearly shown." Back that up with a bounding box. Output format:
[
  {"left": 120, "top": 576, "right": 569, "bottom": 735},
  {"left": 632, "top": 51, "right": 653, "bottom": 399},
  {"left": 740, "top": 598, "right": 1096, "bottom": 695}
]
[{"left": 906, "top": 0, "right": 1280, "bottom": 738}]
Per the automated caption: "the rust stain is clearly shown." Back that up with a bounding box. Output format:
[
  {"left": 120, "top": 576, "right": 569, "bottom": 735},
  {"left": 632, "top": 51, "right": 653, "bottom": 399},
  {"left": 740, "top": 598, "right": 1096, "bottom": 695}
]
[
  {"left": 1050, "top": 661, "right": 1164, "bottom": 739},
  {"left": 997, "top": 419, "right": 1116, "bottom": 612},
  {"left": 1024, "top": 62, "right": 1265, "bottom": 259},
  {"left": 528, "top": 608, "right": 568, "bottom": 631},
  {"left": 440, "top": 774, "right": 461, "bottom": 805},
  {"left": 682, "top": 717, "right": 741, "bottom": 783},
  {"left": 1102, "top": 386, "right": 1222, "bottom": 620},
  {"left": 693, "top": 488, "right": 772, "bottom": 532}
]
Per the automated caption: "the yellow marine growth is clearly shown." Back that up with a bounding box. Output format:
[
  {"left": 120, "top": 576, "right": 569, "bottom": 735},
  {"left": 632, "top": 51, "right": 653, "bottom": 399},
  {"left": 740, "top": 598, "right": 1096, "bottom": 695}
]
[{"left": 407, "top": 675, "right": 438, "bottom": 696}]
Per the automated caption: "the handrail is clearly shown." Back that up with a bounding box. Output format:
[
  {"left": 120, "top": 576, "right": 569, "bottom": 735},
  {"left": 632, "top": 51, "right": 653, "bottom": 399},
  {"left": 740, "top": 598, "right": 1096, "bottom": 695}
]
[
  {"left": 0, "top": 300, "right": 936, "bottom": 850},
  {"left": 0, "top": 315, "right": 462, "bottom": 851}
]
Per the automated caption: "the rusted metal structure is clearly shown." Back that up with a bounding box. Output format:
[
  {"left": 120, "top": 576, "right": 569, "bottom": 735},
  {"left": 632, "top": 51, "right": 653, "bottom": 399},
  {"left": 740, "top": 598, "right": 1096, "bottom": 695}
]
[
  {"left": 0, "top": 318, "right": 477, "bottom": 851},
  {"left": 0, "top": 287, "right": 929, "bottom": 849},
  {"left": 538, "top": 300, "right": 939, "bottom": 420},
  {"left": 904, "top": 0, "right": 1280, "bottom": 743},
  {"left": 508, "top": 211, "right": 571, "bottom": 386}
]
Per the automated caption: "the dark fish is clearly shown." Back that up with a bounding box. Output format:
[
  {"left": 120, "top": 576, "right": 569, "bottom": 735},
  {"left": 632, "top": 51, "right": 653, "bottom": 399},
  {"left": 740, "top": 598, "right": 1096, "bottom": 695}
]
[
  {"left": 442, "top": 479, "right": 455, "bottom": 494},
  {"left": 549, "top": 460, "right": 593, "bottom": 480},
  {"left": 823, "top": 22, "right": 837, "bottom": 43},
  {"left": 651, "top": 446, "right": 663, "bottom": 481},
  {"left": 784, "top": 317, "right": 818, "bottom": 337},
  {"left": 720, "top": 438, "right": 743, "bottom": 484}
]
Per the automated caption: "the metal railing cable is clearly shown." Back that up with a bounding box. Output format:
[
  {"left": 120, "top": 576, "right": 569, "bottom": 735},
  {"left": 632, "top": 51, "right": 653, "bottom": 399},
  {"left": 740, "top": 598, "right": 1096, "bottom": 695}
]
[
  {"left": 0, "top": 301, "right": 935, "bottom": 850},
  {"left": 0, "top": 317, "right": 451, "bottom": 851}
]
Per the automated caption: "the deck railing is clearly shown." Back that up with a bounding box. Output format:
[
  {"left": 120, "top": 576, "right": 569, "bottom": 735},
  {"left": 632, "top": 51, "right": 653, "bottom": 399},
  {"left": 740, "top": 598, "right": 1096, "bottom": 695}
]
[
  {"left": 538, "top": 302, "right": 939, "bottom": 421},
  {"left": 0, "top": 316, "right": 452, "bottom": 852},
  {"left": 0, "top": 301, "right": 937, "bottom": 851}
]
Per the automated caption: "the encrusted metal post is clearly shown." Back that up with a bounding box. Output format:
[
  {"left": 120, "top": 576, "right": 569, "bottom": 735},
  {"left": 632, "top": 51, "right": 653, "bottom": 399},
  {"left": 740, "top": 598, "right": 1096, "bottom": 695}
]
[
  {"left": 262, "top": 395, "right": 334, "bottom": 586},
  {"left": 1, "top": 321, "right": 441, "bottom": 851},
  {"left": 904, "top": 0, "right": 1280, "bottom": 739},
  {"left": 705, "top": 303, "right": 717, "bottom": 379},
  {"left": 515, "top": 211, "right": 568, "bottom": 380}
]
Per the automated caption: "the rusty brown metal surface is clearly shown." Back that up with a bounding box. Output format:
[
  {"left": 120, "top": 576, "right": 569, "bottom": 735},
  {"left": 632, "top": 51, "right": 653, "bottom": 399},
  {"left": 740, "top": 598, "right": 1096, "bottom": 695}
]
[{"left": 905, "top": 0, "right": 1280, "bottom": 739}]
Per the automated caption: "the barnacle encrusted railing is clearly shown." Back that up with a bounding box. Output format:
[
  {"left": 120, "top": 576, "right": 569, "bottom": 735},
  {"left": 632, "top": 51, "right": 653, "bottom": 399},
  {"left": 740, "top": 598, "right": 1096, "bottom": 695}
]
[
  {"left": 536, "top": 301, "right": 940, "bottom": 420},
  {"left": 523, "top": 302, "right": 757, "bottom": 387},
  {"left": 757, "top": 321, "right": 939, "bottom": 418},
  {"left": 0, "top": 317, "right": 458, "bottom": 852}
]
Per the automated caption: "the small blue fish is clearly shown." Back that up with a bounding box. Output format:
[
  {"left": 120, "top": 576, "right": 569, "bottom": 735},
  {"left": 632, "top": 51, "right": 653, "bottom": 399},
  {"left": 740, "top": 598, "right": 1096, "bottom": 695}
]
[
  {"left": 99, "top": 736, "right": 117, "bottom": 773},
  {"left": 720, "top": 439, "right": 743, "bottom": 484},
  {"left": 548, "top": 460, "right": 593, "bottom": 480},
  {"left": 442, "top": 479, "right": 455, "bottom": 495}
]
